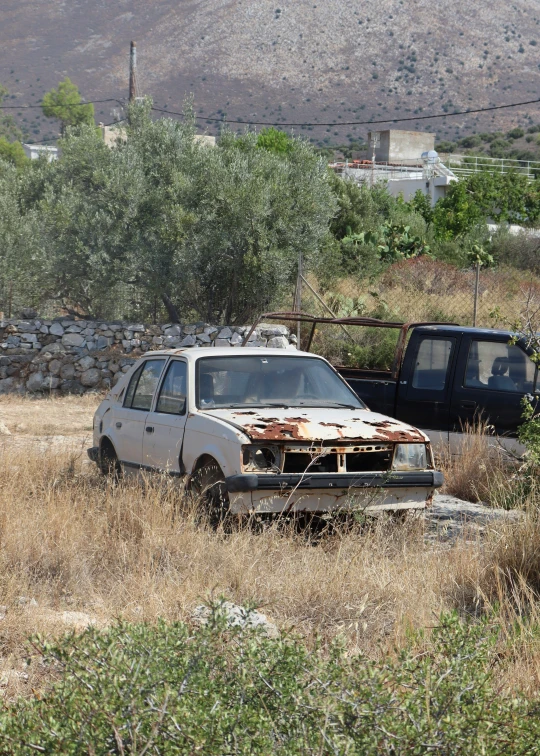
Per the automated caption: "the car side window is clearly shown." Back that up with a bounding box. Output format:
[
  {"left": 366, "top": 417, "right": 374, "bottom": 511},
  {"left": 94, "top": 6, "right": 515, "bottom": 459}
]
[
  {"left": 124, "top": 360, "right": 166, "bottom": 411},
  {"left": 123, "top": 364, "right": 144, "bottom": 408},
  {"left": 156, "top": 360, "right": 187, "bottom": 415},
  {"left": 465, "top": 341, "right": 536, "bottom": 393},
  {"left": 411, "top": 338, "right": 454, "bottom": 390}
]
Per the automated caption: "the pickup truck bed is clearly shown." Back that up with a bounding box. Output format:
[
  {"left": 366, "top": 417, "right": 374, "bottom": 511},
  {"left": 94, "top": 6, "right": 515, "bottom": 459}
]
[{"left": 337, "top": 367, "right": 397, "bottom": 418}]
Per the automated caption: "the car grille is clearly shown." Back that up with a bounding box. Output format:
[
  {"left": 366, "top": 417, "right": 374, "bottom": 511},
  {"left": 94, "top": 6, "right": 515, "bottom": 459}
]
[{"left": 282, "top": 444, "right": 393, "bottom": 474}]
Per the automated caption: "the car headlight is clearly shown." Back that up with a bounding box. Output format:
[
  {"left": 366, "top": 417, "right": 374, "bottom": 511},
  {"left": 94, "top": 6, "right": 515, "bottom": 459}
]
[
  {"left": 392, "top": 443, "right": 427, "bottom": 471},
  {"left": 242, "top": 445, "right": 279, "bottom": 472}
]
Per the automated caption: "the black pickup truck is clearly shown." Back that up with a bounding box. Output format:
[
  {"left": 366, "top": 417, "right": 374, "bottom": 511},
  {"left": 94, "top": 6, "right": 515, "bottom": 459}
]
[{"left": 244, "top": 313, "right": 538, "bottom": 449}]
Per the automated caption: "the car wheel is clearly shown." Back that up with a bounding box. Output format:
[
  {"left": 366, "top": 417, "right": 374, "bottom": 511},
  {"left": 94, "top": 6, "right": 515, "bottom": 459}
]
[
  {"left": 99, "top": 442, "right": 122, "bottom": 481},
  {"left": 191, "top": 461, "right": 230, "bottom": 527}
]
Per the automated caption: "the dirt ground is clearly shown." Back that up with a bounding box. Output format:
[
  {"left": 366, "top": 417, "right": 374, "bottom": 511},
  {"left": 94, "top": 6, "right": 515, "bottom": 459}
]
[
  {"left": 0, "top": 393, "right": 100, "bottom": 460},
  {"left": 0, "top": 393, "right": 99, "bottom": 438}
]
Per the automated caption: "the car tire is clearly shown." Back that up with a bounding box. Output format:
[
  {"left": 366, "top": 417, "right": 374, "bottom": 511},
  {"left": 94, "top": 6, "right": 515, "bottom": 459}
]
[
  {"left": 99, "top": 441, "right": 122, "bottom": 481},
  {"left": 191, "top": 460, "right": 230, "bottom": 527}
]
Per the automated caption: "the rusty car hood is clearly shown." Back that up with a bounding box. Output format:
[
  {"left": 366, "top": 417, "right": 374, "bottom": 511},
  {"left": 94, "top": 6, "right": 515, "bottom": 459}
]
[{"left": 204, "top": 407, "right": 426, "bottom": 443}]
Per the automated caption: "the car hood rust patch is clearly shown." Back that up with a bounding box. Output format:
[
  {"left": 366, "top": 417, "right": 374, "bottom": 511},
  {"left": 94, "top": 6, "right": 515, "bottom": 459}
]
[{"left": 204, "top": 408, "right": 426, "bottom": 443}]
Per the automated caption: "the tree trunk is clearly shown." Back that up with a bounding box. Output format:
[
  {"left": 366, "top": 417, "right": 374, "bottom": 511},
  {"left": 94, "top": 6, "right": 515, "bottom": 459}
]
[
  {"left": 161, "top": 292, "right": 181, "bottom": 323},
  {"left": 225, "top": 266, "right": 238, "bottom": 325}
]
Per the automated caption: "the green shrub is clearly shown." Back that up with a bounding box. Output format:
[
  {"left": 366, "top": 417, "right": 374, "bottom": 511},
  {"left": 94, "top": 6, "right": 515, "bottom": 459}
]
[
  {"left": 1, "top": 608, "right": 539, "bottom": 754},
  {"left": 435, "top": 140, "right": 457, "bottom": 153},
  {"left": 459, "top": 134, "right": 482, "bottom": 149},
  {"left": 343, "top": 327, "right": 399, "bottom": 369}
]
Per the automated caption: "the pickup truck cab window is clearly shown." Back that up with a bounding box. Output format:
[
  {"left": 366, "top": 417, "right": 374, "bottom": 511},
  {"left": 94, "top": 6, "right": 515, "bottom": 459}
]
[
  {"left": 124, "top": 359, "right": 166, "bottom": 411},
  {"left": 196, "top": 355, "right": 365, "bottom": 409},
  {"left": 465, "top": 340, "right": 536, "bottom": 393},
  {"left": 156, "top": 360, "right": 187, "bottom": 415},
  {"left": 411, "top": 338, "right": 454, "bottom": 391}
]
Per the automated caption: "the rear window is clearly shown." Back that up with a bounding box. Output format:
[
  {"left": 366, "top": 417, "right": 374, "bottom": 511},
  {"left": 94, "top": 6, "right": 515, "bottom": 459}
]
[{"left": 411, "top": 338, "right": 454, "bottom": 391}]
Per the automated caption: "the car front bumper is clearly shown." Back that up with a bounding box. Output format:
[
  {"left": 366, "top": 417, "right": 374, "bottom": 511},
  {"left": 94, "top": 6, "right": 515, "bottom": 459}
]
[
  {"left": 225, "top": 470, "right": 443, "bottom": 514},
  {"left": 225, "top": 470, "right": 443, "bottom": 492}
]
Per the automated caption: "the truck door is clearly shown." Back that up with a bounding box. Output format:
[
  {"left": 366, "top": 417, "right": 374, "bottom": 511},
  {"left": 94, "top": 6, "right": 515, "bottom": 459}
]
[
  {"left": 450, "top": 336, "right": 537, "bottom": 437},
  {"left": 396, "top": 333, "right": 458, "bottom": 440}
]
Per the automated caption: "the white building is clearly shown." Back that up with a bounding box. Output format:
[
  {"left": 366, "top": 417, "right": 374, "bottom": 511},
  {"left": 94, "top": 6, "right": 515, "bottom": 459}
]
[
  {"left": 23, "top": 144, "right": 58, "bottom": 162},
  {"left": 367, "top": 129, "right": 436, "bottom": 163},
  {"left": 330, "top": 128, "right": 458, "bottom": 207},
  {"left": 330, "top": 155, "right": 457, "bottom": 206},
  {"left": 99, "top": 124, "right": 216, "bottom": 149}
]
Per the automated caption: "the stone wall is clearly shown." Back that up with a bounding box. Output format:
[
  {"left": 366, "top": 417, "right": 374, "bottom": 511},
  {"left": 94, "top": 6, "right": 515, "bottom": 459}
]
[{"left": 0, "top": 318, "right": 295, "bottom": 394}]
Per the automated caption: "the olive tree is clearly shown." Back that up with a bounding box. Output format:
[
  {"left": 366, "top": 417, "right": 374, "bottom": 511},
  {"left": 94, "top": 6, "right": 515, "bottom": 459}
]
[
  {"left": 0, "top": 161, "right": 47, "bottom": 314},
  {"left": 21, "top": 104, "right": 336, "bottom": 323}
]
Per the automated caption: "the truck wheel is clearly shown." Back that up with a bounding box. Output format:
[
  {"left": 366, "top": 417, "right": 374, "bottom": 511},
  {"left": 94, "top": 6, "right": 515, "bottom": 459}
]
[
  {"left": 99, "top": 441, "right": 122, "bottom": 481},
  {"left": 192, "top": 461, "right": 230, "bottom": 527}
]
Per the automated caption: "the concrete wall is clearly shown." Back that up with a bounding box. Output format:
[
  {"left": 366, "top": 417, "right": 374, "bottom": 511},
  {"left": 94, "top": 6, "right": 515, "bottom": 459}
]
[
  {"left": 385, "top": 175, "right": 454, "bottom": 206},
  {"left": 368, "top": 130, "right": 436, "bottom": 162},
  {"left": 99, "top": 127, "right": 216, "bottom": 149}
]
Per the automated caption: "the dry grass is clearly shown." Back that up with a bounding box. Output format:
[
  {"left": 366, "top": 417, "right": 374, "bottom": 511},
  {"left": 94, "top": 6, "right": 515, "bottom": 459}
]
[
  {"left": 1, "top": 442, "right": 539, "bottom": 699},
  {"left": 440, "top": 420, "right": 520, "bottom": 506},
  {"left": 0, "top": 393, "right": 99, "bottom": 437},
  {"left": 0, "top": 443, "right": 484, "bottom": 700},
  {"left": 305, "top": 259, "right": 540, "bottom": 330},
  {"left": 0, "top": 398, "right": 539, "bottom": 701}
]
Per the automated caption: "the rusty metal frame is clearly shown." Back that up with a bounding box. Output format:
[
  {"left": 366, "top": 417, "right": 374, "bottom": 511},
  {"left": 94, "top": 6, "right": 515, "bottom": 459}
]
[{"left": 241, "top": 311, "right": 456, "bottom": 380}]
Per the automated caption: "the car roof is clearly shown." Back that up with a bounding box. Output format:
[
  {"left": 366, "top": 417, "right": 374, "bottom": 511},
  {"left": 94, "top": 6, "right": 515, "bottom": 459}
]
[
  {"left": 143, "top": 347, "right": 322, "bottom": 361},
  {"left": 415, "top": 324, "right": 515, "bottom": 338}
]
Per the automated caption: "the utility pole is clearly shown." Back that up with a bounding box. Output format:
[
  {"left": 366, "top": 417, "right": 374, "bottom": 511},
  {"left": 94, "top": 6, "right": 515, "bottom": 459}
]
[{"left": 129, "top": 41, "right": 137, "bottom": 102}]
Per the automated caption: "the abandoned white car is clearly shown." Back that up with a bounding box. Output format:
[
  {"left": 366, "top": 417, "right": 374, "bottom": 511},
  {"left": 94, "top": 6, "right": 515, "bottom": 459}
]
[{"left": 88, "top": 347, "right": 443, "bottom": 519}]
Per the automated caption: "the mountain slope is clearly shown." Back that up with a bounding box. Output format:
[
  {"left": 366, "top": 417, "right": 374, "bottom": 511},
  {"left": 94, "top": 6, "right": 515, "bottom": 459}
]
[{"left": 2, "top": 0, "right": 540, "bottom": 143}]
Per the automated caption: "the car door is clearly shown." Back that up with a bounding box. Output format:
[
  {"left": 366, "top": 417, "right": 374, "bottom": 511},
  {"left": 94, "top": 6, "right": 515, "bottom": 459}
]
[
  {"left": 142, "top": 358, "right": 188, "bottom": 475},
  {"left": 396, "top": 333, "right": 458, "bottom": 441},
  {"left": 450, "top": 336, "right": 537, "bottom": 436},
  {"left": 112, "top": 358, "right": 167, "bottom": 469}
]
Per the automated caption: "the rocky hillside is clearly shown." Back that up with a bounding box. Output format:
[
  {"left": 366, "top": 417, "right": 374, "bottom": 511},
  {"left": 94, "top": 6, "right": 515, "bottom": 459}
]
[{"left": 2, "top": 0, "right": 540, "bottom": 144}]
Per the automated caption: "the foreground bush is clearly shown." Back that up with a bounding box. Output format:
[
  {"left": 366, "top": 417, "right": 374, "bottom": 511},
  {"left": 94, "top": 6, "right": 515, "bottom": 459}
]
[{"left": 1, "top": 606, "right": 539, "bottom": 754}]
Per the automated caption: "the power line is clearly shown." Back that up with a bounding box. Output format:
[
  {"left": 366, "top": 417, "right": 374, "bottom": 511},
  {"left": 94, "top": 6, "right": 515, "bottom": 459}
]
[
  {"left": 5, "top": 92, "right": 540, "bottom": 139},
  {"left": 151, "top": 96, "right": 540, "bottom": 128},
  {"left": 27, "top": 118, "right": 127, "bottom": 144},
  {"left": 0, "top": 98, "right": 122, "bottom": 110}
]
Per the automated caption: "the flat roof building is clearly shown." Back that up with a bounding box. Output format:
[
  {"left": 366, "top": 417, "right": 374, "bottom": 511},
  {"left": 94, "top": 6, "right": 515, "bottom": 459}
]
[
  {"left": 23, "top": 144, "right": 58, "bottom": 162},
  {"left": 367, "top": 130, "right": 436, "bottom": 163}
]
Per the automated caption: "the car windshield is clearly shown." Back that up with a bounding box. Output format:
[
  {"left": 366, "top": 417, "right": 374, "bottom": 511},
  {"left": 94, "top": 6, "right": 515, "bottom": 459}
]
[{"left": 196, "top": 355, "right": 365, "bottom": 410}]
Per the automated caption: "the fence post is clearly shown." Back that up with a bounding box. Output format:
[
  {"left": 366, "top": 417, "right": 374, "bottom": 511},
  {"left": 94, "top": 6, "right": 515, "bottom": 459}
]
[
  {"left": 7, "top": 281, "right": 13, "bottom": 319},
  {"left": 294, "top": 251, "right": 303, "bottom": 343},
  {"left": 473, "top": 262, "right": 480, "bottom": 327}
]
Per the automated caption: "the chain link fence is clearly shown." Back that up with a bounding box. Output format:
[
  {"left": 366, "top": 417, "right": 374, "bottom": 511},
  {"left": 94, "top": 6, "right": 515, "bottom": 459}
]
[
  {"left": 1, "top": 257, "right": 537, "bottom": 341},
  {"left": 295, "top": 258, "right": 540, "bottom": 368},
  {"left": 301, "top": 258, "right": 532, "bottom": 329}
]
